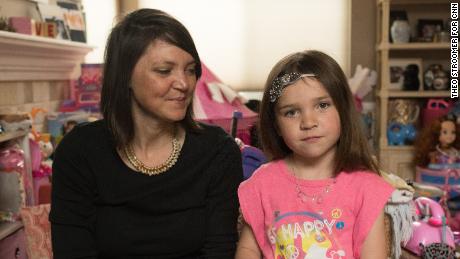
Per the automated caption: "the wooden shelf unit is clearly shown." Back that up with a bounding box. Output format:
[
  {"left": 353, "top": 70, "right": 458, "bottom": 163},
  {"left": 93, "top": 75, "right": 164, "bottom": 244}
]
[
  {"left": 375, "top": 0, "right": 450, "bottom": 179},
  {"left": 0, "top": 131, "right": 28, "bottom": 143},
  {"left": 378, "top": 42, "right": 449, "bottom": 50},
  {"left": 379, "top": 0, "right": 452, "bottom": 5},
  {"left": 377, "top": 90, "right": 451, "bottom": 98}
]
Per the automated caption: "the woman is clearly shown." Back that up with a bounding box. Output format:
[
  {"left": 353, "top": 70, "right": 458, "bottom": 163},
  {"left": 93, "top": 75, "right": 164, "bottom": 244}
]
[{"left": 50, "top": 9, "right": 243, "bottom": 258}]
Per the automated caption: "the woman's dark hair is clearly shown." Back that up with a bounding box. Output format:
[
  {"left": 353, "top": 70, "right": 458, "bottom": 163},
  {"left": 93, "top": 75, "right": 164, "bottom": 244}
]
[
  {"left": 100, "top": 8, "right": 202, "bottom": 148},
  {"left": 259, "top": 50, "right": 379, "bottom": 175}
]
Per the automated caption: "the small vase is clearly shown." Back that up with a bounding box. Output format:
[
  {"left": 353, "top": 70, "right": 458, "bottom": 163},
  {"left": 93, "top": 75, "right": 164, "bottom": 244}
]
[{"left": 391, "top": 20, "right": 411, "bottom": 43}]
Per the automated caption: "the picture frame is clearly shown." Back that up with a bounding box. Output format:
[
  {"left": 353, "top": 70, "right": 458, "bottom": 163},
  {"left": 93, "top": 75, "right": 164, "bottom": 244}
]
[
  {"left": 388, "top": 58, "right": 423, "bottom": 91},
  {"left": 57, "top": 0, "right": 86, "bottom": 43},
  {"left": 417, "top": 19, "right": 444, "bottom": 42}
]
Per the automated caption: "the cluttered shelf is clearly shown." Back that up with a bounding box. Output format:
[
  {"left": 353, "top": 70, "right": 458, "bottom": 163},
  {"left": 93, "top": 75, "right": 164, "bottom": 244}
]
[
  {"left": 0, "top": 30, "right": 91, "bottom": 49},
  {"left": 0, "top": 130, "right": 28, "bottom": 143},
  {"left": 0, "top": 30, "right": 93, "bottom": 81},
  {"left": 378, "top": 42, "right": 450, "bottom": 50},
  {"left": 378, "top": 0, "right": 452, "bottom": 5},
  {"left": 377, "top": 90, "right": 451, "bottom": 98},
  {"left": 380, "top": 145, "right": 414, "bottom": 151},
  {"left": 0, "top": 221, "right": 23, "bottom": 240}
]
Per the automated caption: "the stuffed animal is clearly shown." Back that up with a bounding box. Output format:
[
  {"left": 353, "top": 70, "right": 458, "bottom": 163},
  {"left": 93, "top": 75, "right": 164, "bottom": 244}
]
[
  {"left": 0, "top": 113, "right": 32, "bottom": 132},
  {"left": 32, "top": 134, "right": 53, "bottom": 178}
]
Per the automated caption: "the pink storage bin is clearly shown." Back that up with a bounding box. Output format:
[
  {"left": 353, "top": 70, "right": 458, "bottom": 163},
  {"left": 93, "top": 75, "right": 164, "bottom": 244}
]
[
  {"left": 0, "top": 228, "right": 27, "bottom": 259},
  {"left": 9, "top": 17, "right": 33, "bottom": 35},
  {"left": 422, "top": 99, "right": 452, "bottom": 127}
]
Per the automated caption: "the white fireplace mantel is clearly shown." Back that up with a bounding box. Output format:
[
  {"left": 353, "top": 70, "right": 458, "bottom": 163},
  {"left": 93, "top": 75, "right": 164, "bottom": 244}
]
[{"left": 0, "top": 31, "right": 94, "bottom": 81}]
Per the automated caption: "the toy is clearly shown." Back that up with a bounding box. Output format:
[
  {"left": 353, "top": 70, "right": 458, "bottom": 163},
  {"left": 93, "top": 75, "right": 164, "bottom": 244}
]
[
  {"left": 422, "top": 99, "right": 452, "bottom": 127},
  {"left": 47, "top": 111, "right": 91, "bottom": 146},
  {"left": 387, "top": 122, "right": 417, "bottom": 145},
  {"left": 414, "top": 115, "right": 460, "bottom": 169},
  {"left": 30, "top": 133, "right": 53, "bottom": 205},
  {"left": 404, "top": 197, "right": 455, "bottom": 257},
  {"left": 381, "top": 171, "right": 415, "bottom": 258},
  {"left": 60, "top": 64, "right": 103, "bottom": 113},
  {"left": 403, "top": 63, "right": 420, "bottom": 91},
  {"left": 29, "top": 107, "right": 47, "bottom": 141},
  {"left": 0, "top": 113, "right": 32, "bottom": 132},
  {"left": 0, "top": 146, "right": 28, "bottom": 211},
  {"left": 424, "top": 64, "right": 449, "bottom": 91},
  {"left": 31, "top": 133, "right": 53, "bottom": 179}
]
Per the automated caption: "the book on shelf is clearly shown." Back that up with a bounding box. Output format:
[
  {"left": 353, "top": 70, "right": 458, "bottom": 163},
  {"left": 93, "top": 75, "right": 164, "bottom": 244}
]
[{"left": 56, "top": 1, "right": 86, "bottom": 43}]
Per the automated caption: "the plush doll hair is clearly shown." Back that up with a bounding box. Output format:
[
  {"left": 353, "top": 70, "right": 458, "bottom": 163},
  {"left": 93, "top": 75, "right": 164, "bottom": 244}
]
[{"left": 414, "top": 115, "right": 460, "bottom": 167}]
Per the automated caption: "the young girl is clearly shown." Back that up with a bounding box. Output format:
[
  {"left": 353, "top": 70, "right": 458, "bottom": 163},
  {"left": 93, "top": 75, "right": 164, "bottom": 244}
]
[{"left": 236, "top": 50, "right": 394, "bottom": 259}]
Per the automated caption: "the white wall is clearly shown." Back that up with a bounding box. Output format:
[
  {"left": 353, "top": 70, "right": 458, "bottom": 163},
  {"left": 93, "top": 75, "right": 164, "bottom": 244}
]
[
  {"left": 83, "top": 0, "right": 350, "bottom": 90},
  {"left": 82, "top": 0, "right": 117, "bottom": 64},
  {"left": 140, "top": 0, "right": 350, "bottom": 90},
  {"left": 139, "top": 0, "right": 247, "bottom": 88},
  {"left": 245, "top": 0, "right": 350, "bottom": 90}
]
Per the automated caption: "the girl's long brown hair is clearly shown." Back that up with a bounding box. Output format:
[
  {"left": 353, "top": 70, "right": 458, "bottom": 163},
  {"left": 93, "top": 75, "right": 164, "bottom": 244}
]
[{"left": 258, "top": 50, "right": 379, "bottom": 175}]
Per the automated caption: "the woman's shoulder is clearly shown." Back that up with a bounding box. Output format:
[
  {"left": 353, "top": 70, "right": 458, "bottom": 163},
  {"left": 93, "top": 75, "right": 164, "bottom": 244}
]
[
  {"left": 56, "top": 120, "right": 107, "bottom": 150},
  {"left": 191, "top": 122, "right": 235, "bottom": 147},
  {"left": 195, "top": 122, "right": 228, "bottom": 136}
]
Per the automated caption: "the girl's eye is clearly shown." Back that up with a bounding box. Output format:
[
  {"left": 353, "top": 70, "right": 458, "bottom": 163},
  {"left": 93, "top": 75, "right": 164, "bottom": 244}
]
[
  {"left": 318, "top": 102, "right": 331, "bottom": 110},
  {"left": 284, "top": 110, "right": 299, "bottom": 117}
]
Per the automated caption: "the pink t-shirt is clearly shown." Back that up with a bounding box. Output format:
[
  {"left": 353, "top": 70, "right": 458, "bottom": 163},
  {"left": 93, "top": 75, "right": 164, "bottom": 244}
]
[{"left": 238, "top": 159, "right": 394, "bottom": 259}]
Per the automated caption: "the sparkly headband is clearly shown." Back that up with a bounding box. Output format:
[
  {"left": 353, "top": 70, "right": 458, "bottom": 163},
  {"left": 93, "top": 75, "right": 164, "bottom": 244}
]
[{"left": 269, "top": 72, "right": 315, "bottom": 102}]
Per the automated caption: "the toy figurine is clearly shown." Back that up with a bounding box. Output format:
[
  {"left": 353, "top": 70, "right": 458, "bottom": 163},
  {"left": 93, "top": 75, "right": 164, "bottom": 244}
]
[
  {"left": 403, "top": 64, "right": 420, "bottom": 91},
  {"left": 414, "top": 115, "right": 460, "bottom": 169}
]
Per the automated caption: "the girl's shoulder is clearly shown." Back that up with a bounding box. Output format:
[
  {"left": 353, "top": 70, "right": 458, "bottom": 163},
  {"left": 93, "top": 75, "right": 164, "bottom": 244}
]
[
  {"left": 239, "top": 159, "right": 284, "bottom": 188},
  {"left": 338, "top": 170, "right": 394, "bottom": 191},
  {"left": 250, "top": 159, "right": 283, "bottom": 178}
]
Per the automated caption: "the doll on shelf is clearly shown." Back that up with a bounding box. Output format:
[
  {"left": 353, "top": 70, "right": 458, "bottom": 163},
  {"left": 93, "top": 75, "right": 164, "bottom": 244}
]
[{"left": 414, "top": 114, "right": 460, "bottom": 170}]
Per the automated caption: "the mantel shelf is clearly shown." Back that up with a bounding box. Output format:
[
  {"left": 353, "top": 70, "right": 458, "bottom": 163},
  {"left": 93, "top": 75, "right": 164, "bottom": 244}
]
[{"left": 0, "top": 31, "right": 94, "bottom": 81}]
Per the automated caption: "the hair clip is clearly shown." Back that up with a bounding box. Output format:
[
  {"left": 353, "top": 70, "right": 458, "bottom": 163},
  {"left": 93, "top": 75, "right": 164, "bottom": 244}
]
[{"left": 269, "top": 72, "right": 315, "bottom": 103}]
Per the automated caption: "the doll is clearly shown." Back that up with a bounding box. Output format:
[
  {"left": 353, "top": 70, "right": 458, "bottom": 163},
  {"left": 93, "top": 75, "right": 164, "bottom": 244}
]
[{"left": 414, "top": 114, "right": 460, "bottom": 169}]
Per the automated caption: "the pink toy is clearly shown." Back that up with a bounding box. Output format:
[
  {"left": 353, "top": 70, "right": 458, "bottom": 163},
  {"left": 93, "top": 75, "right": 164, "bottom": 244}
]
[
  {"left": 0, "top": 147, "right": 25, "bottom": 173},
  {"left": 422, "top": 99, "right": 452, "bottom": 127},
  {"left": 405, "top": 197, "right": 455, "bottom": 256}
]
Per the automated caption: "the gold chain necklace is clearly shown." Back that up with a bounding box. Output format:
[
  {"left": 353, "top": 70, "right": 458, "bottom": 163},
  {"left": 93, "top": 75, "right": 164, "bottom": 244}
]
[{"left": 124, "top": 137, "right": 181, "bottom": 176}]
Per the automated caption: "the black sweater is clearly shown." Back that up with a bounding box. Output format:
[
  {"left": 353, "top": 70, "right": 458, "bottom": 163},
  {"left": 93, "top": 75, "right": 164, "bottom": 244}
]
[{"left": 50, "top": 120, "right": 243, "bottom": 258}]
